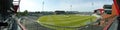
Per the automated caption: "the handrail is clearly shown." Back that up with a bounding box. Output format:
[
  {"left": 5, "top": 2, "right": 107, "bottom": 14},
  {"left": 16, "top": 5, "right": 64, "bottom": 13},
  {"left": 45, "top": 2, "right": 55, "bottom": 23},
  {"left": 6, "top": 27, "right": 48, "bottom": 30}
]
[
  {"left": 103, "top": 17, "right": 115, "bottom": 30},
  {"left": 17, "top": 18, "right": 27, "bottom": 30}
]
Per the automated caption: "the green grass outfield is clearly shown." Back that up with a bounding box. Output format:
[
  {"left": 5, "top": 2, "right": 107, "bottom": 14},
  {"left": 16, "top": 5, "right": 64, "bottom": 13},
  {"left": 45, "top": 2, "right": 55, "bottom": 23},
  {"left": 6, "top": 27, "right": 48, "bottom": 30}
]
[{"left": 37, "top": 14, "right": 97, "bottom": 30}]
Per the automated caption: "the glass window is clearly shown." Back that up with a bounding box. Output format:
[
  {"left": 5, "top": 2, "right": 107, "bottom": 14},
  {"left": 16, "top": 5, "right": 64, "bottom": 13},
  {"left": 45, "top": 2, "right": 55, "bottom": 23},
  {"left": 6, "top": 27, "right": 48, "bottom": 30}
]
[{"left": 104, "top": 9, "right": 112, "bottom": 14}]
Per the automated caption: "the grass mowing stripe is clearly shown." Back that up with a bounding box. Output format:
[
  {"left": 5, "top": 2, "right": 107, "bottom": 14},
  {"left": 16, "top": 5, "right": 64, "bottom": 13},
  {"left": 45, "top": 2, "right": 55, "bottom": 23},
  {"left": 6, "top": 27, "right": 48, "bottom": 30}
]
[
  {"left": 53, "top": 17, "right": 92, "bottom": 27},
  {"left": 44, "top": 15, "right": 89, "bottom": 22},
  {"left": 40, "top": 16, "right": 91, "bottom": 25},
  {"left": 39, "top": 18, "right": 94, "bottom": 30},
  {"left": 38, "top": 15, "right": 97, "bottom": 30},
  {"left": 54, "top": 17, "right": 91, "bottom": 24}
]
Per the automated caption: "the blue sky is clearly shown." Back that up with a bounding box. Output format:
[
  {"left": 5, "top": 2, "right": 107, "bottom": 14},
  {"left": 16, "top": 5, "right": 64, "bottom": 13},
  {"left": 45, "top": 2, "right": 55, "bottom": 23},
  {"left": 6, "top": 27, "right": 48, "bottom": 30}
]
[{"left": 19, "top": 0, "right": 113, "bottom": 12}]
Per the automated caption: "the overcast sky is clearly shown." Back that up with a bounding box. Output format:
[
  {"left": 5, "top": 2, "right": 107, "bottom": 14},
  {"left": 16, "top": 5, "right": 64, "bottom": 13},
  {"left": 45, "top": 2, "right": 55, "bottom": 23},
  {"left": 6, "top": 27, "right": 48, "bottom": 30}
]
[{"left": 19, "top": 0, "right": 113, "bottom": 12}]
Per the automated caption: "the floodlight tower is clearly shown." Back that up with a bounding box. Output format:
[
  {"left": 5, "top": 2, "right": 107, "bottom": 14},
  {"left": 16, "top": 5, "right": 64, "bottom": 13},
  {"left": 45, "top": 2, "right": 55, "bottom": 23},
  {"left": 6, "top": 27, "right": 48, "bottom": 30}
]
[
  {"left": 70, "top": 5, "right": 72, "bottom": 11},
  {"left": 42, "top": 1, "right": 44, "bottom": 11}
]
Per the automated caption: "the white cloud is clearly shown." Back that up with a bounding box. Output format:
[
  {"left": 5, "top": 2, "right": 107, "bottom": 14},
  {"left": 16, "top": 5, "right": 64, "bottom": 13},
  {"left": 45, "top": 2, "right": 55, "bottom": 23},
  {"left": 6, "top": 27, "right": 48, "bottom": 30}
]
[{"left": 20, "top": 0, "right": 42, "bottom": 12}]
